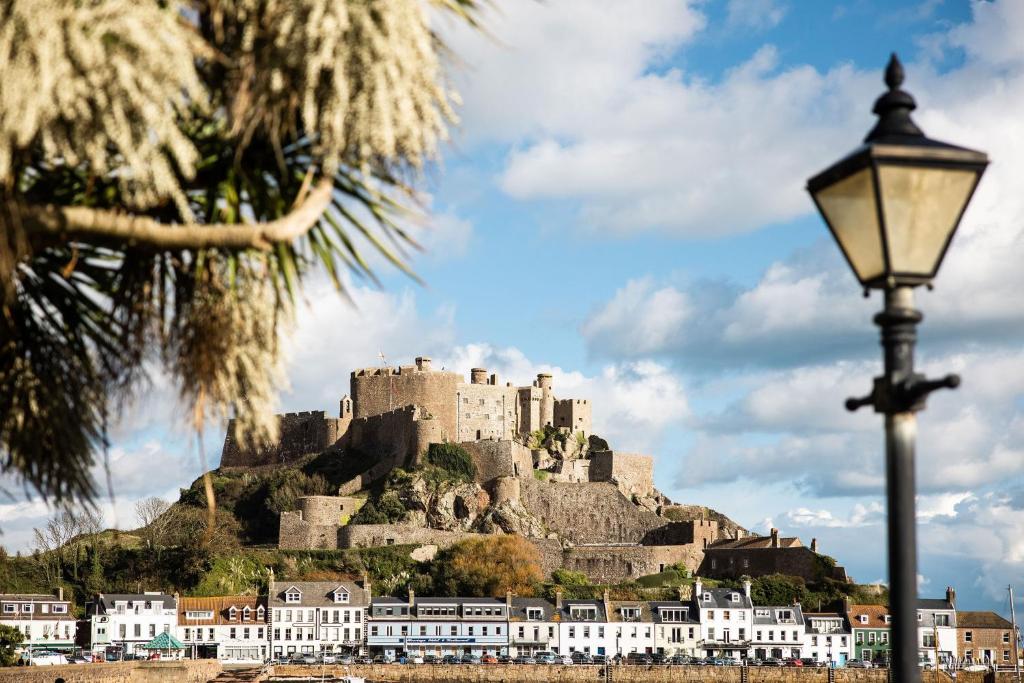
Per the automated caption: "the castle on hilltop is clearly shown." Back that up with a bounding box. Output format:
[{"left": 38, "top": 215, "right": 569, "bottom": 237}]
[{"left": 218, "top": 356, "right": 848, "bottom": 585}]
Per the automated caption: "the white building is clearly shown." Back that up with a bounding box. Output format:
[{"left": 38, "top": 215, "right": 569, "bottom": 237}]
[
  {"left": 0, "top": 590, "right": 76, "bottom": 654},
  {"left": 608, "top": 600, "right": 655, "bottom": 658},
  {"left": 650, "top": 600, "right": 700, "bottom": 657},
  {"left": 694, "top": 578, "right": 753, "bottom": 659},
  {"left": 751, "top": 604, "right": 805, "bottom": 661},
  {"left": 508, "top": 596, "right": 559, "bottom": 656},
  {"left": 86, "top": 592, "right": 177, "bottom": 656},
  {"left": 804, "top": 611, "right": 853, "bottom": 666},
  {"left": 367, "top": 593, "right": 509, "bottom": 658},
  {"left": 267, "top": 577, "right": 370, "bottom": 657},
  {"left": 177, "top": 596, "right": 267, "bottom": 663},
  {"left": 557, "top": 597, "right": 612, "bottom": 657},
  {"left": 918, "top": 589, "right": 958, "bottom": 668}
]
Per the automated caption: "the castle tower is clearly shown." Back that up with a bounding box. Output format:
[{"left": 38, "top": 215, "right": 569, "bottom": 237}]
[
  {"left": 339, "top": 395, "right": 353, "bottom": 418},
  {"left": 470, "top": 368, "right": 488, "bottom": 385},
  {"left": 537, "top": 373, "right": 554, "bottom": 428}
]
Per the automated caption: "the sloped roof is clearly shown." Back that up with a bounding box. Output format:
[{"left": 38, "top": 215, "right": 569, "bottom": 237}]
[
  {"left": 268, "top": 581, "right": 369, "bottom": 607},
  {"left": 178, "top": 596, "right": 266, "bottom": 625},
  {"left": 649, "top": 601, "right": 699, "bottom": 624},
  {"left": 96, "top": 593, "right": 175, "bottom": 611},
  {"left": 847, "top": 604, "right": 890, "bottom": 629},
  {"left": 142, "top": 632, "right": 185, "bottom": 650},
  {"left": 752, "top": 604, "right": 805, "bottom": 626},
  {"left": 708, "top": 536, "right": 803, "bottom": 550},
  {"left": 608, "top": 600, "right": 652, "bottom": 623},
  {"left": 696, "top": 587, "right": 752, "bottom": 609},
  {"left": 509, "top": 598, "right": 556, "bottom": 622},
  {"left": 957, "top": 611, "right": 1013, "bottom": 629},
  {"left": 918, "top": 598, "right": 954, "bottom": 611}
]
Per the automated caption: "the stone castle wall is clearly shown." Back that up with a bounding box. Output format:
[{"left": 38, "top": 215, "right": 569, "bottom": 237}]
[
  {"left": 589, "top": 450, "right": 655, "bottom": 498},
  {"left": 220, "top": 411, "right": 344, "bottom": 468},
  {"left": 338, "top": 524, "right": 475, "bottom": 549},
  {"left": 460, "top": 440, "right": 534, "bottom": 483},
  {"left": 518, "top": 479, "right": 666, "bottom": 544},
  {"left": 554, "top": 398, "right": 592, "bottom": 437},
  {"left": 0, "top": 660, "right": 223, "bottom": 683},
  {"left": 299, "top": 495, "right": 365, "bottom": 526},
  {"left": 351, "top": 363, "right": 462, "bottom": 440},
  {"left": 456, "top": 382, "right": 520, "bottom": 442}
]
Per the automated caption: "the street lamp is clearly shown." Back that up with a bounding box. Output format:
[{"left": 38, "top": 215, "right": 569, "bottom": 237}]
[{"left": 806, "top": 54, "right": 987, "bottom": 683}]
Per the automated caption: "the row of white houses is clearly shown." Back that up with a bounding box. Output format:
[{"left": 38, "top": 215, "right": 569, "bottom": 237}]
[{"left": 4, "top": 581, "right": 1010, "bottom": 668}]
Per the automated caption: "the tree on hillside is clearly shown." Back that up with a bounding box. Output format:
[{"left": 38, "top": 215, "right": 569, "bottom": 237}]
[
  {"left": 0, "top": 623, "right": 23, "bottom": 666},
  {"left": 433, "top": 535, "right": 543, "bottom": 598},
  {"left": 134, "top": 497, "right": 175, "bottom": 554},
  {"left": 0, "top": 0, "right": 482, "bottom": 508}
]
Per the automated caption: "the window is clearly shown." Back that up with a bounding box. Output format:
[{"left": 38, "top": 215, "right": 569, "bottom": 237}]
[
  {"left": 333, "top": 590, "right": 350, "bottom": 604},
  {"left": 149, "top": 624, "right": 156, "bottom": 637},
  {"left": 527, "top": 608, "right": 543, "bottom": 621},
  {"left": 134, "top": 624, "right": 141, "bottom": 637},
  {"left": 230, "top": 628, "right": 237, "bottom": 639},
  {"left": 186, "top": 610, "right": 214, "bottom": 619},
  {"left": 724, "top": 610, "right": 731, "bottom": 621},
  {"left": 856, "top": 633, "right": 863, "bottom": 643},
  {"left": 1, "top": 604, "right": 14, "bottom": 614},
  {"left": 708, "top": 610, "right": 715, "bottom": 620},
  {"left": 757, "top": 630, "right": 762, "bottom": 641},
  {"left": 569, "top": 627, "right": 575, "bottom": 638},
  {"left": 274, "top": 628, "right": 280, "bottom": 640},
  {"left": 868, "top": 632, "right": 876, "bottom": 644},
  {"left": 859, "top": 615, "right": 868, "bottom": 624},
  {"left": 708, "top": 628, "right": 715, "bottom": 641},
  {"left": 880, "top": 633, "right": 888, "bottom": 644},
  {"left": 21, "top": 603, "right": 33, "bottom": 613},
  {"left": 965, "top": 631, "right": 973, "bottom": 642},
  {"left": 1004, "top": 651, "right": 1010, "bottom": 663},
  {"left": 285, "top": 591, "right": 301, "bottom": 604},
  {"left": 1004, "top": 633, "right": 1011, "bottom": 644},
  {"left": 598, "top": 627, "right": 604, "bottom": 638}
]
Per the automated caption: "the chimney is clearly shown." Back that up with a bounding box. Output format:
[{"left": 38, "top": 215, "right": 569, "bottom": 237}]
[
  {"left": 56, "top": 586, "right": 64, "bottom": 602},
  {"left": 490, "top": 373, "right": 499, "bottom": 386},
  {"left": 415, "top": 356, "right": 432, "bottom": 372},
  {"left": 268, "top": 568, "right": 275, "bottom": 596},
  {"left": 471, "top": 368, "right": 488, "bottom": 385},
  {"left": 506, "top": 590, "right": 513, "bottom": 612},
  {"left": 770, "top": 528, "right": 780, "bottom": 548},
  {"left": 555, "top": 589, "right": 563, "bottom": 612},
  {"left": 810, "top": 538, "right": 818, "bottom": 553},
  {"left": 843, "top": 597, "right": 852, "bottom": 614},
  {"left": 743, "top": 579, "right": 752, "bottom": 599},
  {"left": 361, "top": 572, "right": 372, "bottom": 597},
  {"left": 408, "top": 588, "right": 415, "bottom": 608},
  {"left": 603, "top": 589, "right": 611, "bottom": 618},
  {"left": 946, "top": 586, "right": 956, "bottom": 608},
  {"left": 695, "top": 578, "right": 703, "bottom": 599}
]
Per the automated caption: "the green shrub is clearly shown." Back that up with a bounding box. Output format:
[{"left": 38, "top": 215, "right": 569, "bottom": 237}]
[
  {"left": 533, "top": 470, "right": 549, "bottom": 482},
  {"left": 425, "top": 443, "right": 476, "bottom": 483}
]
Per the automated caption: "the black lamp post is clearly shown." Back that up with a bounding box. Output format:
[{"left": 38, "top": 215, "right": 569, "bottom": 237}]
[{"left": 806, "top": 54, "right": 987, "bottom": 683}]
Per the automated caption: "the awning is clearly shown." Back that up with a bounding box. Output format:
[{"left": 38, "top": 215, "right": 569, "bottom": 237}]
[{"left": 142, "top": 632, "right": 185, "bottom": 650}]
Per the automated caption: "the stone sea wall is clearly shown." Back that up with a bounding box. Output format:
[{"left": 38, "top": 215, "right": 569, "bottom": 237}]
[{"left": 0, "top": 660, "right": 221, "bottom": 683}]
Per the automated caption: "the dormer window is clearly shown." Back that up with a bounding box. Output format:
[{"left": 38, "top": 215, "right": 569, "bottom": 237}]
[
  {"left": 229, "top": 606, "right": 238, "bottom": 621},
  {"left": 621, "top": 607, "right": 641, "bottom": 621},
  {"left": 285, "top": 590, "right": 301, "bottom": 604},
  {"left": 242, "top": 606, "right": 251, "bottom": 621},
  {"left": 703, "top": 593, "right": 711, "bottom": 601},
  {"left": 257, "top": 606, "right": 265, "bottom": 619},
  {"left": 730, "top": 593, "right": 740, "bottom": 602},
  {"left": 333, "top": 588, "right": 350, "bottom": 604},
  {"left": 917, "top": 613, "right": 922, "bottom": 621},
  {"left": 859, "top": 615, "right": 868, "bottom": 624},
  {"left": 526, "top": 608, "right": 544, "bottom": 621}
]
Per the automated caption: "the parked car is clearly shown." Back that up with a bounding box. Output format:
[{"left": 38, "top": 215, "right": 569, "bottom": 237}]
[
  {"left": 441, "top": 655, "right": 460, "bottom": 665},
  {"left": 800, "top": 658, "right": 821, "bottom": 668},
  {"left": 762, "top": 658, "right": 783, "bottom": 667},
  {"left": 319, "top": 653, "right": 337, "bottom": 664},
  {"left": 785, "top": 658, "right": 804, "bottom": 667},
  {"left": 847, "top": 659, "right": 873, "bottom": 669},
  {"left": 722, "top": 657, "right": 741, "bottom": 666},
  {"left": 422, "top": 655, "right": 439, "bottom": 664},
  {"left": 497, "top": 654, "right": 512, "bottom": 663},
  {"left": 559, "top": 655, "right": 574, "bottom": 665},
  {"left": 338, "top": 655, "right": 354, "bottom": 665},
  {"left": 535, "top": 651, "right": 557, "bottom": 664},
  {"left": 372, "top": 654, "right": 394, "bottom": 664},
  {"left": 626, "top": 652, "right": 654, "bottom": 665},
  {"left": 513, "top": 655, "right": 536, "bottom": 664},
  {"left": 592, "top": 654, "right": 608, "bottom": 665},
  {"left": 461, "top": 654, "right": 481, "bottom": 665},
  {"left": 651, "top": 652, "right": 668, "bottom": 665},
  {"left": 668, "top": 654, "right": 690, "bottom": 665},
  {"left": 480, "top": 654, "right": 498, "bottom": 664},
  {"left": 571, "top": 651, "right": 594, "bottom": 664},
  {"left": 355, "top": 656, "right": 373, "bottom": 664}
]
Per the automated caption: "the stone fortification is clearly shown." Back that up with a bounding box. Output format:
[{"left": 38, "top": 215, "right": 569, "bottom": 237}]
[
  {"left": 530, "top": 539, "right": 706, "bottom": 583},
  {"left": 0, "top": 660, "right": 223, "bottom": 683},
  {"left": 338, "top": 524, "right": 475, "bottom": 550},
  {"left": 554, "top": 398, "right": 591, "bottom": 438},
  {"left": 351, "top": 357, "right": 462, "bottom": 440},
  {"left": 588, "top": 450, "right": 655, "bottom": 498},
  {"left": 459, "top": 440, "right": 534, "bottom": 483},
  {"left": 518, "top": 479, "right": 665, "bottom": 545},
  {"left": 220, "top": 410, "right": 345, "bottom": 468}
]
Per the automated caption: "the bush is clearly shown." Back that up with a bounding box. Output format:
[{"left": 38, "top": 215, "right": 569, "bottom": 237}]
[
  {"left": 425, "top": 443, "right": 476, "bottom": 483},
  {"left": 432, "top": 536, "right": 542, "bottom": 598},
  {"left": 349, "top": 490, "right": 406, "bottom": 525},
  {"left": 533, "top": 469, "right": 549, "bottom": 482}
]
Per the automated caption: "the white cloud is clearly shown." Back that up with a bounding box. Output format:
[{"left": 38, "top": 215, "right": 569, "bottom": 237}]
[
  {"left": 785, "top": 501, "right": 885, "bottom": 528},
  {"left": 726, "top": 0, "right": 788, "bottom": 31}
]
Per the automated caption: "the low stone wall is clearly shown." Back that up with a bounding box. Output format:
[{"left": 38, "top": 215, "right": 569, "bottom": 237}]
[
  {"left": 0, "top": 659, "right": 221, "bottom": 683},
  {"left": 271, "top": 664, "right": 893, "bottom": 683}
]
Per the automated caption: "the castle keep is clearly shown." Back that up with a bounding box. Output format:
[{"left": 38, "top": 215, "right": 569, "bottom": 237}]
[{"left": 220, "top": 355, "right": 838, "bottom": 585}]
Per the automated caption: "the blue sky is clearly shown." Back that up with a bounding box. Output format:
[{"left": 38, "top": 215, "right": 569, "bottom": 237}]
[{"left": 5, "top": 0, "right": 1024, "bottom": 618}]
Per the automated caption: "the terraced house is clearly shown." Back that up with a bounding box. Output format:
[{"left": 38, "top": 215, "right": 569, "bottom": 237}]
[
  {"left": 177, "top": 596, "right": 267, "bottom": 663},
  {"left": 267, "top": 577, "right": 369, "bottom": 658},
  {"left": 956, "top": 611, "right": 1018, "bottom": 669},
  {"left": 508, "top": 595, "right": 559, "bottom": 656},
  {"left": 694, "top": 578, "right": 753, "bottom": 659},
  {"left": 367, "top": 592, "right": 509, "bottom": 658},
  {"left": 846, "top": 602, "right": 890, "bottom": 665},
  {"left": 0, "top": 590, "right": 75, "bottom": 653},
  {"left": 751, "top": 604, "right": 805, "bottom": 661},
  {"left": 803, "top": 610, "right": 852, "bottom": 666},
  {"left": 918, "top": 589, "right": 958, "bottom": 668},
  {"left": 650, "top": 600, "right": 700, "bottom": 657}
]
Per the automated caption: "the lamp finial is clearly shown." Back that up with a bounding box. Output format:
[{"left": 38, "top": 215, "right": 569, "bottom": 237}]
[{"left": 866, "top": 52, "right": 922, "bottom": 142}]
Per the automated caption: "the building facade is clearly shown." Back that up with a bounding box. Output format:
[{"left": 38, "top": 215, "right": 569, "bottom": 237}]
[
  {"left": 650, "top": 600, "right": 700, "bottom": 657},
  {"left": 508, "top": 597, "right": 559, "bottom": 656},
  {"left": 367, "top": 593, "right": 509, "bottom": 658},
  {"left": 695, "top": 579, "right": 753, "bottom": 659},
  {"left": 0, "top": 591, "right": 75, "bottom": 653},
  {"left": 267, "top": 578, "right": 369, "bottom": 657},
  {"left": 177, "top": 596, "right": 267, "bottom": 662},
  {"left": 957, "top": 611, "right": 1019, "bottom": 669},
  {"left": 846, "top": 603, "right": 890, "bottom": 665},
  {"left": 86, "top": 593, "right": 177, "bottom": 656},
  {"left": 557, "top": 599, "right": 612, "bottom": 657},
  {"left": 919, "top": 589, "right": 958, "bottom": 667},
  {"left": 608, "top": 599, "right": 656, "bottom": 658},
  {"left": 804, "top": 611, "right": 852, "bottom": 666},
  {"left": 751, "top": 604, "right": 805, "bottom": 661}
]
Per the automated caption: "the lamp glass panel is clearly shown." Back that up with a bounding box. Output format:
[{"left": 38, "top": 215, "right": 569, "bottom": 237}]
[
  {"left": 812, "top": 168, "right": 884, "bottom": 283},
  {"left": 878, "top": 165, "right": 977, "bottom": 277}
]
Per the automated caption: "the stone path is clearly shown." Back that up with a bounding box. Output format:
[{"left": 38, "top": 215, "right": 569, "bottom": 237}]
[{"left": 207, "top": 666, "right": 267, "bottom": 682}]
